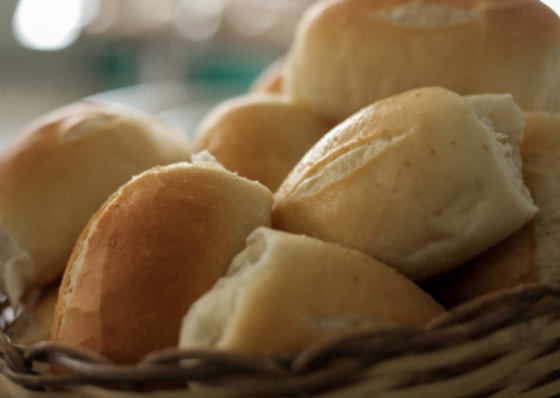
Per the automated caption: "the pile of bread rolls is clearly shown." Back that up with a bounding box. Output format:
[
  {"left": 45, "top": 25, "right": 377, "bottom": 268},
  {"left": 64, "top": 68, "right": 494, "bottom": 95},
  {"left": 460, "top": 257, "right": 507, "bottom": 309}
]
[{"left": 2, "top": 0, "right": 560, "bottom": 367}]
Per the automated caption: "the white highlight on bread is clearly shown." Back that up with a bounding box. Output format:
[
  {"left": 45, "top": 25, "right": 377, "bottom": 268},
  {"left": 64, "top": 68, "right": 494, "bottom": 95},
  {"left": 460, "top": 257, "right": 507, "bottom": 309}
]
[
  {"left": 293, "top": 129, "right": 416, "bottom": 201},
  {"left": 373, "top": 2, "right": 477, "bottom": 28},
  {"left": 63, "top": 115, "right": 120, "bottom": 143}
]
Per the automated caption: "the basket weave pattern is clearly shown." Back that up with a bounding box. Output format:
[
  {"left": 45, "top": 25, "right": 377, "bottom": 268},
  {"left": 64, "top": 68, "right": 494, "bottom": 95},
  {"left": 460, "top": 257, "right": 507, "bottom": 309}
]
[{"left": 0, "top": 282, "right": 560, "bottom": 398}]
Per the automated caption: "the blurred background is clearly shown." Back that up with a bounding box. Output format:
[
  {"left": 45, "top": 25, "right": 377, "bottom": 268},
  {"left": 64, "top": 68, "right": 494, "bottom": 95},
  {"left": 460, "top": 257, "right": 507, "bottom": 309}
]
[
  {"left": 1, "top": 0, "right": 560, "bottom": 145},
  {"left": 0, "top": 0, "right": 315, "bottom": 144}
]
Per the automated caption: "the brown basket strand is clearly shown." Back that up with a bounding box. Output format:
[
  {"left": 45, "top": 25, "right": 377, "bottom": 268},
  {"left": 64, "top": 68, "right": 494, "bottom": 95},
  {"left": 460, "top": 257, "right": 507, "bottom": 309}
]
[{"left": 0, "top": 281, "right": 559, "bottom": 398}]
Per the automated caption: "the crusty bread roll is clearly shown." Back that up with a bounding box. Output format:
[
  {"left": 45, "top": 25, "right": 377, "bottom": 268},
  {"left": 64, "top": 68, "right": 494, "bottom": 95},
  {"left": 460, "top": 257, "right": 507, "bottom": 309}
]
[
  {"left": 180, "top": 227, "right": 444, "bottom": 356},
  {"left": 0, "top": 102, "right": 190, "bottom": 304},
  {"left": 192, "top": 94, "right": 332, "bottom": 191},
  {"left": 10, "top": 283, "right": 58, "bottom": 346},
  {"left": 51, "top": 155, "right": 273, "bottom": 364},
  {"left": 287, "top": 0, "right": 560, "bottom": 121},
  {"left": 426, "top": 113, "right": 560, "bottom": 307},
  {"left": 251, "top": 58, "right": 284, "bottom": 94},
  {"left": 273, "top": 87, "right": 537, "bottom": 281}
]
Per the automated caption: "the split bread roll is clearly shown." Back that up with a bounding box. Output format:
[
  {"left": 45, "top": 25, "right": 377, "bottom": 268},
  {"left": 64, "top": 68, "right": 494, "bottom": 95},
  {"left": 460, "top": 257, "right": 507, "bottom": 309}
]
[
  {"left": 51, "top": 154, "right": 273, "bottom": 364},
  {"left": 192, "top": 94, "right": 332, "bottom": 191},
  {"left": 273, "top": 87, "right": 538, "bottom": 281},
  {"left": 10, "top": 283, "right": 58, "bottom": 346},
  {"left": 251, "top": 58, "right": 284, "bottom": 94},
  {"left": 287, "top": 0, "right": 560, "bottom": 121},
  {"left": 427, "top": 113, "right": 560, "bottom": 308},
  {"left": 0, "top": 102, "right": 190, "bottom": 304},
  {"left": 180, "top": 227, "right": 444, "bottom": 356}
]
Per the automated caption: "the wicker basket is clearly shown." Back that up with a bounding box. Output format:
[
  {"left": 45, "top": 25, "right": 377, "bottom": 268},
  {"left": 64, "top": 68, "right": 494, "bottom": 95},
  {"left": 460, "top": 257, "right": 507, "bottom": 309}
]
[{"left": 0, "top": 281, "right": 559, "bottom": 398}]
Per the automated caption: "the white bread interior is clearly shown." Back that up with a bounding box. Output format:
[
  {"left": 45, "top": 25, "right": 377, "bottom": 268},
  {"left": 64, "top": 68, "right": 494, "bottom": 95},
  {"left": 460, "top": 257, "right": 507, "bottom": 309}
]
[
  {"left": 427, "top": 112, "right": 560, "bottom": 307},
  {"left": 180, "top": 227, "right": 444, "bottom": 355}
]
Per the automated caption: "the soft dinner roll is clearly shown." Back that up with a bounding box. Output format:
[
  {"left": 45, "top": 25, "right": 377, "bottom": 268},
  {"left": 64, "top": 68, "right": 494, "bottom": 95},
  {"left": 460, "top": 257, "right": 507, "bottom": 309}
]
[
  {"left": 52, "top": 154, "right": 273, "bottom": 364},
  {"left": 251, "top": 58, "right": 284, "bottom": 94},
  {"left": 287, "top": 0, "right": 560, "bottom": 121},
  {"left": 10, "top": 283, "right": 58, "bottom": 346},
  {"left": 180, "top": 228, "right": 444, "bottom": 356},
  {"left": 192, "top": 94, "right": 331, "bottom": 191},
  {"left": 273, "top": 87, "right": 537, "bottom": 281},
  {"left": 427, "top": 113, "right": 560, "bottom": 307},
  {"left": 0, "top": 102, "right": 190, "bottom": 304}
]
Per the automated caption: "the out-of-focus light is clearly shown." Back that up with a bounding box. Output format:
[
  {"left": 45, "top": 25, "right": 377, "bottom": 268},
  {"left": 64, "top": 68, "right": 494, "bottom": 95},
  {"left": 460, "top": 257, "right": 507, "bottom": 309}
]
[
  {"left": 81, "top": 0, "right": 100, "bottom": 27},
  {"left": 12, "top": 0, "right": 86, "bottom": 51},
  {"left": 541, "top": 0, "right": 560, "bottom": 15},
  {"left": 86, "top": 0, "right": 116, "bottom": 34},
  {"left": 174, "top": 0, "right": 225, "bottom": 42},
  {"left": 225, "top": 1, "right": 278, "bottom": 37},
  {"left": 123, "top": 0, "right": 175, "bottom": 36}
]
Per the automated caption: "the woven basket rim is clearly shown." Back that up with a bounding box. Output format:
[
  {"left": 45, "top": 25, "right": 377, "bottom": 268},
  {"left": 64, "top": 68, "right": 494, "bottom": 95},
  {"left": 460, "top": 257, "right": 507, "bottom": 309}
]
[{"left": 1, "top": 281, "right": 560, "bottom": 397}]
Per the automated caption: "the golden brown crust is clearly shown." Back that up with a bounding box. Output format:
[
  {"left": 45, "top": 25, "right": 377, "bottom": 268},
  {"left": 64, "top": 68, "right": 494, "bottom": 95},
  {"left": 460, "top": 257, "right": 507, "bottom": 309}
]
[
  {"left": 52, "top": 162, "right": 273, "bottom": 364},
  {"left": 425, "top": 223, "right": 539, "bottom": 308},
  {"left": 287, "top": 0, "right": 560, "bottom": 121},
  {"left": 0, "top": 101, "right": 190, "bottom": 303},
  {"left": 192, "top": 94, "right": 332, "bottom": 191}
]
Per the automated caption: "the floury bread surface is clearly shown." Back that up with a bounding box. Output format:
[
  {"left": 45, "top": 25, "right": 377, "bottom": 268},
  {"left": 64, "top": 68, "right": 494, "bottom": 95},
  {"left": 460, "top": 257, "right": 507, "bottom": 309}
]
[
  {"left": 51, "top": 156, "right": 273, "bottom": 364},
  {"left": 273, "top": 87, "right": 538, "bottom": 281},
  {"left": 428, "top": 113, "right": 560, "bottom": 307},
  {"left": 0, "top": 102, "right": 190, "bottom": 304},
  {"left": 287, "top": 0, "right": 560, "bottom": 121},
  {"left": 180, "top": 228, "right": 444, "bottom": 356}
]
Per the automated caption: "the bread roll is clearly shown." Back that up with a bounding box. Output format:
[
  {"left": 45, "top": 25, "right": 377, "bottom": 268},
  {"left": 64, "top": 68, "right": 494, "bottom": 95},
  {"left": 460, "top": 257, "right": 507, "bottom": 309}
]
[
  {"left": 287, "top": 0, "right": 560, "bottom": 121},
  {"left": 273, "top": 87, "right": 537, "bottom": 281},
  {"left": 10, "top": 283, "right": 58, "bottom": 346},
  {"left": 192, "top": 94, "right": 332, "bottom": 191},
  {"left": 426, "top": 113, "right": 560, "bottom": 307},
  {"left": 51, "top": 155, "right": 273, "bottom": 364},
  {"left": 180, "top": 227, "right": 444, "bottom": 356},
  {"left": 251, "top": 58, "right": 284, "bottom": 94},
  {"left": 0, "top": 102, "right": 190, "bottom": 304}
]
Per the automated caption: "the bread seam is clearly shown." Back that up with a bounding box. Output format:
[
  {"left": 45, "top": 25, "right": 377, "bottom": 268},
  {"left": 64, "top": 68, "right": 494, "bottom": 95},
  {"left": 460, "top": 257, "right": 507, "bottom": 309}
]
[
  {"left": 62, "top": 116, "right": 122, "bottom": 143},
  {"left": 292, "top": 130, "right": 415, "bottom": 200},
  {"left": 372, "top": 2, "right": 478, "bottom": 28}
]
